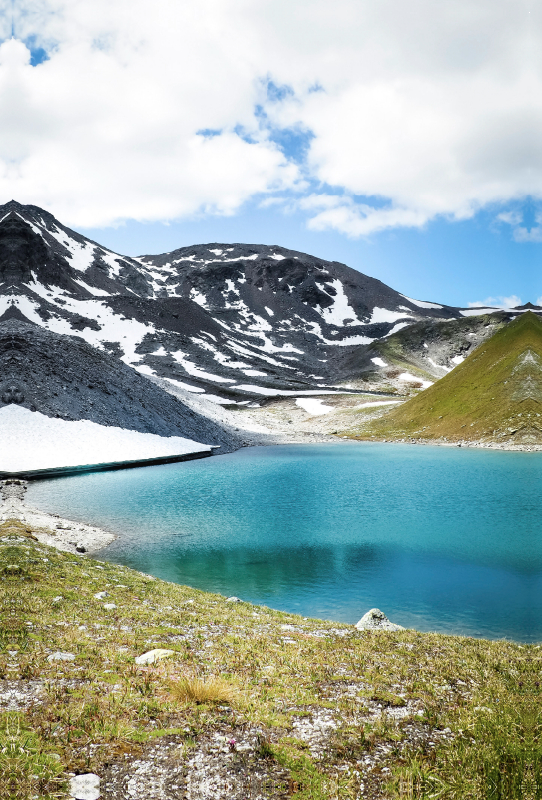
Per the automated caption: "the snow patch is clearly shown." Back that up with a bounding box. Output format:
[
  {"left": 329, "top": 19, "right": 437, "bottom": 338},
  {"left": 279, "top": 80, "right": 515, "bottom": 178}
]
[
  {"left": 384, "top": 322, "right": 411, "bottom": 337},
  {"left": 296, "top": 398, "right": 333, "bottom": 415},
  {"left": 316, "top": 280, "right": 362, "bottom": 327},
  {"left": 398, "top": 373, "right": 434, "bottom": 389},
  {"left": 189, "top": 289, "right": 209, "bottom": 309},
  {"left": 371, "top": 357, "right": 388, "bottom": 367},
  {"left": 370, "top": 307, "right": 413, "bottom": 324},
  {"left": 72, "top": 279, "right": 111, "bottom": 297},
  {"left": 159, "top": 376, "right": 206, "bottom": 393},
  {"left": 460, "top": 308, "right": 499, "bottom": 317},
  {"left": 171, "top": 350, "right": 236, "bottom": 383},
  {"left": 400, "top": 294, "right": 443, "bottom": 310},
  {"left": 0, "top": 406, "right": 210, "bottom": 472}
]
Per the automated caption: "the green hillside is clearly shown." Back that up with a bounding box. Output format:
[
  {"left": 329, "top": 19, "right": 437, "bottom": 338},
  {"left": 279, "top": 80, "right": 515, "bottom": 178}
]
[{"left": 357, "top": 311, "right": 542, "bottom": 444}]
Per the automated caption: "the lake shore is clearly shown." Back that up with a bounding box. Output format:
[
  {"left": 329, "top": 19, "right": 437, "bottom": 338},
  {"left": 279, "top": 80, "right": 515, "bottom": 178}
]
[
  {"left": 0, "top": 519, "right": 535, "bottom": 800},
  {"left": 0, "top": 479, "right": 116, "bottom": 554},
  {"left": 224, "top": 394, "right": 542, "bottom": 452}
]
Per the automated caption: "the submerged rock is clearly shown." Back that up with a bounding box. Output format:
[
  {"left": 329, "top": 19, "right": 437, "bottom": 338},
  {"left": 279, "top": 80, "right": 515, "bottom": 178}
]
[{"left": 355, "top": 608, "right": 404, "bottom": 632}]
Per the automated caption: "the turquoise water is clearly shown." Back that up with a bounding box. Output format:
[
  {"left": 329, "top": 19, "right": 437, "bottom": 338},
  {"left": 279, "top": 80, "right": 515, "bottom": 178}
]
[{"left": 26, "top": 443, "right": 542, "bottom": 642}]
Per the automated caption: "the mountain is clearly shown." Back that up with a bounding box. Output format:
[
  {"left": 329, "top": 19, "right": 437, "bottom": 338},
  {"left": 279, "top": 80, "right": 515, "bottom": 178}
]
[
  {"left": 356, "top": 311, "right": 542, "bottom": 445},
  {"left": 0, "top": 200, "right": 476, "bottom": 404},
  {"left": 0, "top": 313, "right": 242, "bottom": 450}
]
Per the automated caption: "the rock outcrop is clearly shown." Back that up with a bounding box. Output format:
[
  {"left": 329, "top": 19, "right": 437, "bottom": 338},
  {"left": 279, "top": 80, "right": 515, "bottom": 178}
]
[{"left": 355, "top": 608, "right": 405, "bottom": 631}]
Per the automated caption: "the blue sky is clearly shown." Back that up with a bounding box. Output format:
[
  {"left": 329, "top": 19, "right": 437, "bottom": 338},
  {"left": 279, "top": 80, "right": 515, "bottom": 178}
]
[{"left": 2, "top": 0, "right": 541, "bottom": 309}]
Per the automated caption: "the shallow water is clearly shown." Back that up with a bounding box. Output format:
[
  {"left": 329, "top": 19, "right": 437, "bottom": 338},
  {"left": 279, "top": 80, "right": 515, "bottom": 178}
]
[{"left": 26, "top": 443, "right": 542, "bottom": 642}]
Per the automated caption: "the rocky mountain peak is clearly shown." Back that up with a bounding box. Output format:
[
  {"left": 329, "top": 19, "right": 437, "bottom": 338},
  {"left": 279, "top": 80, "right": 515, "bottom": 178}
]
[{"left": 0, "top": 201, "right": 505, "bottom": 406}]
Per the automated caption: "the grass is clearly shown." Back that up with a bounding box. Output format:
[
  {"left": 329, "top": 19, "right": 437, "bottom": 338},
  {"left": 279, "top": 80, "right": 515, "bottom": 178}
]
[
  {"left": 0, "top": 517, "right": 540, "bottom": 798},
  {"left": 169, "top": 675, "right": 238, "bottom": 705},
  {"left": 343, "top": 311, "right": 542, "bottom": 446}
]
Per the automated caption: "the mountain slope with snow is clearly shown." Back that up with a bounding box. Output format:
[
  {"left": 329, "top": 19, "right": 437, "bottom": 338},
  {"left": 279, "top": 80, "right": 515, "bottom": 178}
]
[{"left": 0, "top": 200, "right": 489, "bottom": 405}]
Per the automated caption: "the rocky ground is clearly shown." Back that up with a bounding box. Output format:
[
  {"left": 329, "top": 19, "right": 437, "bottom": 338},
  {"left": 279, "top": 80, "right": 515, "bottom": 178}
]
[{"left": 0, "top": 480, "right": 115, "bottom": 553}]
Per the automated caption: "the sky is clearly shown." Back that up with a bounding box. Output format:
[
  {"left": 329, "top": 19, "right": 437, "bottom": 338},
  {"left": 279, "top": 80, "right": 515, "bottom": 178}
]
[{"left": 1, "top": 0, "right": 541, "bottom": 307}]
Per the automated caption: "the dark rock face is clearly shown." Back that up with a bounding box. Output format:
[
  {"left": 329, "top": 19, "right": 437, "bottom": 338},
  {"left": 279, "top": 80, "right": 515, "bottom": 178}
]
[
  {"left": 0, "top": 318, "right": 242, "bottom": 450},
  {"left": 0, "top": 215, "right": 42, "bottom": 286}
]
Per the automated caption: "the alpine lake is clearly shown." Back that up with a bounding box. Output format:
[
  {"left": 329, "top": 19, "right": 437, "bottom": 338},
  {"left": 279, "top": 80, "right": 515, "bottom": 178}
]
[{"left": 26, "top": 443, "right": 542, "bottom": 643}]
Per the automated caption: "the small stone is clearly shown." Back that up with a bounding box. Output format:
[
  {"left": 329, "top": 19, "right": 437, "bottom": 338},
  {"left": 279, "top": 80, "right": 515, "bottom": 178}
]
[
  {"left": 93, "top": 592, "right": 107, "bottom": 599},
  {"left": 135, "top": 648, "right": 175, "bottom": 665},
  {"left": 52, "top": 596, "right": 63, "bottom": 603},
  {"left": 226, "top": 596, "right": 241, "bottom": 603},
  {"left": 355, "top": 608, "right": 404, "bottom": 632},
  {"left": 48, "top": 651, "right": 75, "bottom": 662},
  {"left": 76, "top": 545, "right": 86, "bottom": 553},
  {"left": 103, "top": 603, "right": 116, "bottom": 610},
  {"left": 69, "top": 773, "right": 101, "bottom": 800}
]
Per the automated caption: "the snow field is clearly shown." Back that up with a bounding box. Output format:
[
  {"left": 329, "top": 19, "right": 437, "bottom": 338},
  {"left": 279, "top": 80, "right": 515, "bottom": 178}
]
[
  {"left": 0, "top": 406, "right": 210, "bottom": 472},
  {"left": 295, "top": 398, "right": 334, "bottom": 415}
]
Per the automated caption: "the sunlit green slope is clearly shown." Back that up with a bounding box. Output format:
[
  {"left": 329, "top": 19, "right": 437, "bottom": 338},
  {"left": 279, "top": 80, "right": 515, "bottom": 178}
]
[{"left": 359, "top": 311, "right": 542, "bottom": 444}]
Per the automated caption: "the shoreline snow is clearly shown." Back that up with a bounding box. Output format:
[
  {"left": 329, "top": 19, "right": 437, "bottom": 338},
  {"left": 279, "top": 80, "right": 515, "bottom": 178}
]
[{"left": 0, "top": 406, "right": 211, "bottom": 473}]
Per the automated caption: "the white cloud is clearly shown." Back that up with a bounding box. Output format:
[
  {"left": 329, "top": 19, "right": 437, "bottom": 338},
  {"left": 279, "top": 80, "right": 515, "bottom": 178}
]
[
  {"left": 0, "top": 0, "right": 541, "bottom": 230},
  {"left": 467, "top": 295, "right": 522, "bottom": 309},
  {"left": 496, "top": 209, "right": 542, "bottom": 242},
  {"left": 512, "top": 227, "right": 542, "bottom": 242},
  {"left": 496, "top": 210, "right": 523, "bottom": 226}
]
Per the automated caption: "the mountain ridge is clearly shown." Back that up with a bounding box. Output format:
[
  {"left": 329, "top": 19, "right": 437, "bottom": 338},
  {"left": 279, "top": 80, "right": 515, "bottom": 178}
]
[
  {"left": 0, "top": 200, "right": 483, "bottom": 404},
  {"left": 0, "top": 200, "right": 539, "bottom": 451}
]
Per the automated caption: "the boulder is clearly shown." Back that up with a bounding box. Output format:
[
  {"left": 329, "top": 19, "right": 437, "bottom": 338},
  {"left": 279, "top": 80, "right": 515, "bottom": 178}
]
[
  {"left": 135, "top": 648, "right": 175, "bottom": 665},
  {"left": 69, "top": 773, "right": 100, "bottom": 800},
  {"left": 355, "top": 608, "right": 404, "bottom": 632},
  {"left": 47, "top": 651, "right": 75, "bottom": 662}
]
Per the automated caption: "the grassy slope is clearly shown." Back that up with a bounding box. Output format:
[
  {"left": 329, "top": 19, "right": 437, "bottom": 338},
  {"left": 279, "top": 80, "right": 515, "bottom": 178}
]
[
  {"left": 348, "top": 311, "right": 542, "bottom": 444},
  {"left": 0, "top": 519, "right": 540, "bottom": 799}
]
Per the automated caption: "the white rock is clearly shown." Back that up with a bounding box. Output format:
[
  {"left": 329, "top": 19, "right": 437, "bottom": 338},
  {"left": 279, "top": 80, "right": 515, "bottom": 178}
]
[
  {"left": 103, "top": 603, "right": 117, "bottom": 610},
  {"left": 355, "top": 608, "right": 404, "bottom": 632},
  {"left": 47, "top": 651, "right": 75, "bottom": 662},
  {"left": 69, "top": 773, "right": 101, "bottom": 800},
  {"left": 135, "top": 648, "right": 175, "bottom": 665},
  {"left": 226, "top": 596, "right": 241, "bottom": 603},
  {"left": 93, "top": 592, "right": 107, "bottom": 599}
]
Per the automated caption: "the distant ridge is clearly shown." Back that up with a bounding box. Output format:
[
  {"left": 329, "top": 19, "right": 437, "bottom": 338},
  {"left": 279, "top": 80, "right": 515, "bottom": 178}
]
[{"left": 360, "top": 311, "right": 542, "bottom": 445}]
